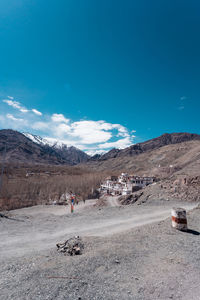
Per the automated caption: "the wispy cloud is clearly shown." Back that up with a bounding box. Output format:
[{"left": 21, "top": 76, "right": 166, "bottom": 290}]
[
  {"left": 3, "top": 97, "right": 43, "bottom": 116},
  {"left": 1, "top": 97, "right": 136, "bottom": 154},
  {"left": 51, "top": 113, "right": 69, "bottom": 123},
  {"left": 3, "top": 99, "right": 29, "bottom": 113},
  {"left": 85, "top": 149, "right": 107, "bottom": 156},
  {"left": 31, "top": 121, "right": 49, "bottom": 130},
  {"left": 98, "top": 137, "right": 132, "bottom": 149},
  {"left": 32, "top": 109, "right": 42, "bottom": 116},
  {"left": 177, "top": 95, "right": 187, "bottom": 111},
  {"left": 6, "top": 114, "right": 24, "bottom": 121}
]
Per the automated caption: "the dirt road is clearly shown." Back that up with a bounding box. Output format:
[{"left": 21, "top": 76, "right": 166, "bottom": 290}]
[
  {"left": 1, "top": 200, "right": 200, "bottom": 300},
  {"left": 106, "top": 196, "right": 120, "bottom": 207},
  {"left": 0, "top": 200, "right": 196, "bottom": 260}
]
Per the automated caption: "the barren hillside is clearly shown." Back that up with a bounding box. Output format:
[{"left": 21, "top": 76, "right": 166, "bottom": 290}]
[
  {"left": 0, "top": 129, "right": 89, "bottom": 165},
  {"left": 95, "top": 132, "right": 200, "bottom": 161},
  {"left": 85, "top": 140, "right": 200, "bottom": 177},
  {"left": 85, "top": 137, "right": 200, "bottom": 203},
  {"left": 1, "top": 132, "right": 200, "bottom": 210}
]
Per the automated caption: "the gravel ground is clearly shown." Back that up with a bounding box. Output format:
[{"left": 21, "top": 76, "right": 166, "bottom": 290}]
[{"left": 0, "top": 200, "right": 200, "bottom": 300}]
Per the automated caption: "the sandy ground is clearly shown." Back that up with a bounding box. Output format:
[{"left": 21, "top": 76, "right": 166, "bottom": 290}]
[
  {"left": 106, "top": 196, "right": 120, "bottom": 207},
  {"left": 0, "top": 198, "right": 200, "bottom": 300}
]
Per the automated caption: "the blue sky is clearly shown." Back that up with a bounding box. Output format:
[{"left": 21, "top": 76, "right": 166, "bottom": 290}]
[{"left": 0, "top": 0, "right": 200, "bottom": 154}]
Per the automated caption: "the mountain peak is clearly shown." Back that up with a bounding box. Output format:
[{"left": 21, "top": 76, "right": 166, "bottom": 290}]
[
  {"left": 96, "top": 132, "right": 200, "bottom": 161},
  {"left": 0, "top": 130, "right": 90, "bottom": 165}
]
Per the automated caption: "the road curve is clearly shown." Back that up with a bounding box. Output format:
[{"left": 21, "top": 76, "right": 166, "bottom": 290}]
[{"left": 0, "top": 201, "right": 197, "bottom": 259}]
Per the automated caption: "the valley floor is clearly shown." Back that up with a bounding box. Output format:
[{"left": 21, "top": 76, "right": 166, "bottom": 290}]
[{"left": 0, "top": 199, "right": 200, "bottom": 300}]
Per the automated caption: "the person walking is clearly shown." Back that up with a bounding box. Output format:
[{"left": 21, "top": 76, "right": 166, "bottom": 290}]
[{"left": 70, "top": 191, "right": 74, "bottom": 213}]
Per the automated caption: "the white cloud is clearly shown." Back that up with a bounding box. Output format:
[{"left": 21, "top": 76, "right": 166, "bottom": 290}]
[
  {"left": 30, "top": 119, "right": 135, "bottom": 151},
  {"left": 54, "top": 123, "right": 71, "bottom": 136},
  {"left": 20, "top": 108, "right": 29, "bottom": 113},
  {"left": 1, "top": 97, "right": 136, "bottom": 153},
  {"left": 51, "top": 113, "right": 69, "bottom": 123},
  {"left": 6, "top": 114, "right": 24, "bottom": 121},
  {"left": 3, "top": 97, "right": 43, "bottom": 116},
  {"left": 31, "top": 119, "right": 135, "bottom": 150},
  {"left": 98, "top": 137, "right": 132, "bottom": 149},
  {"left": 3, "top": 99, "right": 29, "bottom": 113},
  {"left": 85, "top": 149, "right": 107, "bottom": 156},
  {"left": 69, "top": 120, "right": 112, "bottom": 144},
  {"left": 44, "top": 137, "right": 85, "bottom": 150},
  {"left": 32, "top": 109, "right": 42, "bottom": 116},
  {"left": 31, "top": 121, "right": 49, "bottom": 130}
]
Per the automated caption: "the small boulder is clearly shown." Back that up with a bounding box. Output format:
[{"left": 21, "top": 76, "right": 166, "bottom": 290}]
[{"left": 56, "top": 236, "right": 84, "bottom": 256}]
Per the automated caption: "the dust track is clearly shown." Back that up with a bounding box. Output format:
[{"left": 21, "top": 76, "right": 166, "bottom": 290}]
[
  {"left": 1, "top": 200, "right": 200, "bottom": 300},
  {"left": 106, "top": 196, "right": 120, "bottom": 207},
  {"left": 0, "top": 200, "right": 196, "bottom": 259}
]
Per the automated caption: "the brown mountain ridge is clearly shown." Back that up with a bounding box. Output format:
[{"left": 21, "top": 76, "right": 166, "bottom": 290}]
[
  {"left": 0, "top": 129, "right": 89, "bottom": 165},
  {"left": 94, "top": 132, "right": 200, "bottom": 161},
  {"left": 0, "top": 130, "right": 200, "bottom": 209},
  {"left": 86, "top": 132, "right": 200, "bottom": 176}
]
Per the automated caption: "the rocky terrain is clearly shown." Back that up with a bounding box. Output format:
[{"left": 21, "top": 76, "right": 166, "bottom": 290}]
[
  {"left": 93, "top": 132, "right": 200, "bottom": 161},
  {"left": 85, "top": 134, "right": 200, "bottom": 203},
  {"left": 0, "top": 200, "right": 199, "bottom": 300},
  {"left": 0, "top": 129, "right": 89, "bottom": 165},
  {"left": 0, "top": 130, "right": 200, "bottom": 299},
  {"left": 23, "top": 132, "right": 89, "bottom": 165},
  {"left": 1, "top": 130, "right": 199, "bottom": 170}
]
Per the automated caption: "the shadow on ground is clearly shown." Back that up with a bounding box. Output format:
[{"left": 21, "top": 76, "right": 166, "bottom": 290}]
[{"left": 186, "top": 229, "right": 200, "bottom": 235}]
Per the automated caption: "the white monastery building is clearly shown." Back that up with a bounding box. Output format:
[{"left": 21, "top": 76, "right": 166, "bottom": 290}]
[{"left": 101, "top": 173, "right": 156, "bottom": 196}]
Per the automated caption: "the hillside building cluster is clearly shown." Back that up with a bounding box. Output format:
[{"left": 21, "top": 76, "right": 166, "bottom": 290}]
[{"left": 100, "top": 173, "right": 156, "bottom": 196}]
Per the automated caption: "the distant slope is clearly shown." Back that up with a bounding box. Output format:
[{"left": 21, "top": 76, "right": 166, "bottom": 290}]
[
  {"left": 85, "top": 135, "right": 200, "bottom": 202},
  {"left": 23, "top": 132, "right": 89, "bottom": 164},
  {"left": 86, "top": 133, "right": 200, "bottom": 177},
  {"left": 96, "top": 133, "right": 200, "bottom": 161},
  {"left": 0, "top": 129, "right": 90, "bottom": 165},
  {"left": 86, "top": 140, "right": 200, "bottom": 175}
]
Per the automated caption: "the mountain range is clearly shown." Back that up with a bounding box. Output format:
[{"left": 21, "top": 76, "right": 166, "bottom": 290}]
[
  {"left": 0, "top": 129, "right": 200, "bottom": 170},
  {"left": 96, "top": 132, "right": 200, "bottom": 161},
  {"left": 1, "top": 129, "right": 200, "bottom": 209},
  {"left": 86, "top": 132, "right": 200, "bottom": 177},
  {"left": 0, "top": 129, "right": 89, "bottom": 165}
]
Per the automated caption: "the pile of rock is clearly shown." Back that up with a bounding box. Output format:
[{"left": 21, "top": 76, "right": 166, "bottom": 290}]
[
  {"left": 56, "top": 236, "right": 84, "bottom": 256},
  {"left": 119, "top": 191, "right": 143, "bottom": 205}
]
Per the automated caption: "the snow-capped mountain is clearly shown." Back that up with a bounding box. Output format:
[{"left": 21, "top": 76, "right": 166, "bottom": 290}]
[
  {"left": 22, "top": 132, "right": 90, "bottom": 164},
  {"left": 23, "top": 133, "right": 75, "bottom": 150},
  {"left": 23, "top": 133, "right": 49, "bottom": 146}
]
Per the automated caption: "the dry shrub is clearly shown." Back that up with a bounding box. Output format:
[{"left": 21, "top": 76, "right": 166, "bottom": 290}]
[{"left": 0, "top": 164, "right": 110, "bottom": 210}]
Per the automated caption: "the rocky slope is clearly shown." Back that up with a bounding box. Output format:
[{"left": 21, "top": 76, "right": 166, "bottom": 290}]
[
  {"left": 86, "top": 133, "right": 200, "bottom": 175},
  {"left": 0, "top": 129, "right": 89, "bottom": 165},
  {"left": 23, "top": 132, "right": 89, "bottom": 165},
  {"left": 96, "top": 132, "right": 200, "bottom": 161},
  {"left": 1, "top": 203, "right": 199, "bottom": 300},
  {"left": 85, "top": 133, "right": 200, "bottom": 202}
]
